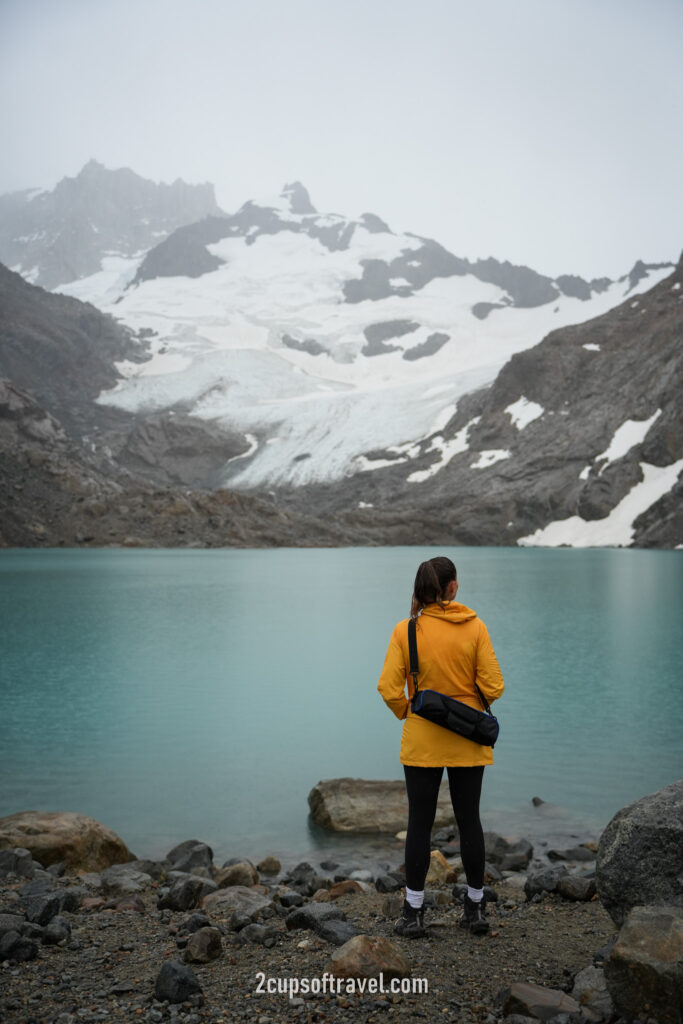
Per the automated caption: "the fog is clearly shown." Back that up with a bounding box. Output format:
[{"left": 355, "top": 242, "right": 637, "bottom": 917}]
[{"left": 1, "top": 0, "right": 682, "bottom": 278}]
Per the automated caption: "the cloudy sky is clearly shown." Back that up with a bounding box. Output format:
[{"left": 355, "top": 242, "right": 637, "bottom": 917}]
[{"left": 1, "top": 0, "right": 682, "bottom": 279}]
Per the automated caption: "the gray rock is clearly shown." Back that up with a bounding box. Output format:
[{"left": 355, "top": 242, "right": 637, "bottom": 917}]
[
  {"left": 21, "top": 921, "right": 44, "bottom": 940},
  {"left": 0, "top": 929, "right": 39, "bottom": 961},
  {"left": 154, "top": 960, "right": 203, "bottom": 1004},
  {"left": 183, "top": 926, "right": 222, "bottom": 963},
  {"left": 0, "top": 912, "right": 25, "bottom": 937},
  {"left": 178, "top": 913, "right": 211, "bottom": 934},
  {"left": 556, "top": 876, "right": 596, "bottom": 902},
  {"left": 547, "top": 845, "right": 595, "bottom": 862},
  {"left": 239, "top": 923, "right": 277, "bottom": 945},
  {"left": 316, "top": 918, "right": 360, "bottom": 946},
  {"left": 604, "top": 904, "right": 683, "bottom": 1024},
  {"left": 101, "top": 863, "right": 153, "bottom": 894},
  {"left": 285, "top": 902, "right": 346, "bottom": 934},
  {"left": 158, "top": 875, "right": 217, "bottom": 911},
  {"left": 60, "top": 886, "right": 87, "bottom": 912},
  {"left": 499, "top": 840, "right": 533, "bottom": 871},
  {"left": 571, "top": 965, "right": 614, "bottom": 1020},
  {"left": 0, "top": 847, "right": 35, "bottom": 878},
  {"left": 375, "top": 873, "right": 403, "bottom": 893},
  {"left": 279, "top": 891, "right": 304, "bottom": 908},
  {"left": 46, "top": 860, "right": 66, "bottom": 877},
  {"left": 26, "top": 892, "right": 62, "bottom": 926},
  {"left": 42, "top": 915, "right": 72, "bottom": 945},
  {"left": 596, "top": 779, "right": 683, "bottom": 925},
  {"left": 524, "top": 866, "right": 569, "bottom": 900},
  {"left": 201, "top": 885, "right": 272, "bottom": 921},
  {"left": 168, "top": 842, "right": 214, "bottom": 874}
]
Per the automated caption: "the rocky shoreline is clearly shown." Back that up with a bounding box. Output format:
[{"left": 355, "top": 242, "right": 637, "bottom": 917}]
[{"left": 1, "top": 782, "right": 681, "bottom": 1024}]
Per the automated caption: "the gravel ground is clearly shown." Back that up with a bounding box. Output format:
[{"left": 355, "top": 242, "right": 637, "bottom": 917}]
[{"left": 0, "top": 870, "right": 615, "bottom": 1024}]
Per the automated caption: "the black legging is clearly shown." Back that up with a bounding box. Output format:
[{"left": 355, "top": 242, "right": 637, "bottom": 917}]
[{"left": 403, "top": 765, "right": 485, "bottom": 890}]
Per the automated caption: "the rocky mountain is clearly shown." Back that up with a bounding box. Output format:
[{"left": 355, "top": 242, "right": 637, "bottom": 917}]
[
  {"left": 0, "top": 160, "right": 223, "bottom": 290},
  {"left": 1, "top": 165, "right": 680, "bottom": 548},
  {"left": 52, "top": 180, "right": 674, "bottom": 494},
  {"left": 0, "top": 377, "right": 358, "bottom": 549},
  {"left": 278, "top": 255, "right": 683, "bottom": 548}
]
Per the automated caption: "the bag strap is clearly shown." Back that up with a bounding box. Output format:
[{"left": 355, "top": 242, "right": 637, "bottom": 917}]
[
  {"left": 408, "top": 617, "right": 419, "bottom": 697},
  {"left": 408, "top": 616, "right": 493, "bottom": 715}
]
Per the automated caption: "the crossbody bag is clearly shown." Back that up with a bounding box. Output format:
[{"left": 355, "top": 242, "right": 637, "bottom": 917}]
[{"left": 408, "top": 617, "right": 500, "bottom": 747}]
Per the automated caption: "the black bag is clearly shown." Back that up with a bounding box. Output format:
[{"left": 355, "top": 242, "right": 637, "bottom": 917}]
[{"left": 408, "top": 618, "right": 500, "bottom": 747}]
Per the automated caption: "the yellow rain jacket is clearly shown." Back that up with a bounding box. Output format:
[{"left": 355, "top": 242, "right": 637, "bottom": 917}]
[{"left": 377, "top": 601, "right": 505, "bottom": 767}]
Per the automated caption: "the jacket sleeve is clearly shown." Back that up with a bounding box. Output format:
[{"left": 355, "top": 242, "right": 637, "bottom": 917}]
[
  {"left": 377, "top": 631, "right": 409, "bottom": 721},
  {"left": 475, "top": 620, "right": 505, "bottom": 704}
]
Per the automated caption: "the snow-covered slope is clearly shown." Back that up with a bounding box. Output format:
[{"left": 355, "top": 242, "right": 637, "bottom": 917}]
[{"left": 55, "top": 183, "right": 673, "bottom": 489}]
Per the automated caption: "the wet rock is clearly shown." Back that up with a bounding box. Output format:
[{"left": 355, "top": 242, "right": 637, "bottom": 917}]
[
  {"left": 484, "top": 832, "right": 511, "bottom": 864},
  {"left": 0, "top": 810, "right": 134, "bottom": 871},
  {"left": 326, "top": 934, "right": 411, "bottom": 980},
  {"left": 154, "top": 960, "right": 203, "bottom": 1003},
  {"left": 183, "top": 926, "right": 222, "bottom": 962},
  {"left": 596, "top": 779, "right": 683, "bottom": 925},
  {"left": 556, "top": 876, "right": 596, "bottom": 902},
  {"left": 0, "top": 929, "right": 39, "bottom": 961},
  {"left": 604, "top": 904, "right": 683, "bottom": 1024},
  {"left": 42, "top": 915, "right": 72, "bottom": 945},
  {"left": 201, "top": 884, "right": 272, "bottom": 920},
  {"left": 571, "top": 965, "right": 614, "bottom": 1020},
  {"left": 501, "top": 981, "right": 581, "bottom": 1019},
  {"left": 166, "top": 840, "right": 213, "bottom": 873},
  {"left": 285, "top": 860, "right": 328, "bottom": 896},
  {"left": 256, "top": 855, "right": 281, "bottom": 874},
  {"left": 214, "top": 861, "right": 258, "bottom": 888},
  {"left": 524, "top": 866, "right": 569, "bottom": 900}
]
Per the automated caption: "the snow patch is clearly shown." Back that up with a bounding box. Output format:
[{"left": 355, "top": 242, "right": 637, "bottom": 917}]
[
  {"left": 358, "top": 501, "right": 374, "bottom": 508},
  {"left": 672, "top": 282, "right": 681, "bottom": 291},
  {"left": 505, "top": 396, "right": 544, "bottom": 430},
  {"left": 407, "top": 417, "right": 480, "bottom": 483},
  {"left": 470, "top": 449, "right": 510, "bottom": 469},
  {"left": 518, "top": 460, "right": 683, "bottom": 548},
  {"left": 595, "top": 410, "right": 661, "bottom": 473},
  {"left": 579, "top": 466, "right": 591, "bottom": 481},
  {"left": 582, "top": 343, "right": 600, "bottom": 352}
]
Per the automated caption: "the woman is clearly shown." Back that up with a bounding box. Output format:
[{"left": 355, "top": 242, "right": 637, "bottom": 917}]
[{"left": 377, "top": 556, "right": 505, "bottom": 937}]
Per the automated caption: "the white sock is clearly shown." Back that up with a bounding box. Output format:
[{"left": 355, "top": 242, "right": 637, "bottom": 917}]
[
  {"left": 405, "top": 886, "right": 424, "bottom": 909},
  {"left": 467, "top": 886, "right": 484, "bottom": 903}
]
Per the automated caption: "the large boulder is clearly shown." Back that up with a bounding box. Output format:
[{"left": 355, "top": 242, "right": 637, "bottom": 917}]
[
  {"left": 596, "top": 780, "right": 683, "bottom": 925},
  {"left": 604, "top": 905, "right": 683, "bottom": 1024},
  {"left": 0, "top": 811, "right": 134, "bottom": 871},
  {"left": 308, "top": 778, "right": 454, "bottom": 833},
  {"left": 326, "top": 935, "right": 411, "bottom": 980}
]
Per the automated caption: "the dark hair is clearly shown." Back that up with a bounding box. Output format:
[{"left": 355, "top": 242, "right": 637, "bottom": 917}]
[{"left": 410, "top": 556, "right": 457, "bottom": 619}]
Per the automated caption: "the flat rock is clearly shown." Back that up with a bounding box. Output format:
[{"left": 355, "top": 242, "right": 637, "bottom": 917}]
[
  {"left": 201, "top": 885, "right": 272, "bottom": 920},
  {"left": 285, "top": 902, "right": 346, "bottom": 932},
  {"left": 100, "top": 863, "right": 153, "bottom": 894},
  {"left": 0, "top": 810, "right": 134, "bottom": 871},
  {"left": 596, "top": 779, "right": 683, "bottom": 925},
  {"left": 556, "top": 875, "right": 596, "bottom": 901},
  {"left": 502, "top": 981, "right": 581, "bottom": 1020},
  {"left": 308, "top": 777, "right": 455, "bottom": 833},
  {"left": 316, "top": 918, "right": 360, "bottom": 945},
  {"left": 604, "top": 904, "right": 683, "bottom": 1024},
  {"left": 326, "top": 934, "right": 411, "bottom": 980}
]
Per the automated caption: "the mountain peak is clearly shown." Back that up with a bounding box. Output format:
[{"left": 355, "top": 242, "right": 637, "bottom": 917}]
[{"left": 280, "top": 182, "right": 316, "bottom": 215}]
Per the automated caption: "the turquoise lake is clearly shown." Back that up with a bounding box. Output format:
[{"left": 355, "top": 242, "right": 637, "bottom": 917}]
[{"left": 0, "top": 547, "right": 681, "bottom": 866}]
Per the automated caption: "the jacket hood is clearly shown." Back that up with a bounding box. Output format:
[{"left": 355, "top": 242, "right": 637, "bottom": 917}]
[{"left": 420, "top": 601, "right": 477, "bottom": 624}]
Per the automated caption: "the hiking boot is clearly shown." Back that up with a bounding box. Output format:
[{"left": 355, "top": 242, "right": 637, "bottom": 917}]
[
  {"left": 460, "top": 894, "right": 489, "bottom": 935},
  {"left": 394, "top": 898, "right": 426, "bottom": 938}
]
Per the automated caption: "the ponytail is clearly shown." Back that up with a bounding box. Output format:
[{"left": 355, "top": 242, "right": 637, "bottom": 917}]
[{"left": 410, "top": 556, "right": 457, "bottom": 619}]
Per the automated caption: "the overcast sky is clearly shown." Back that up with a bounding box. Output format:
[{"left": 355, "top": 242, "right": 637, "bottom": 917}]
[{"left": 1, "top": 0, "right": 682, "bottom": 279}]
